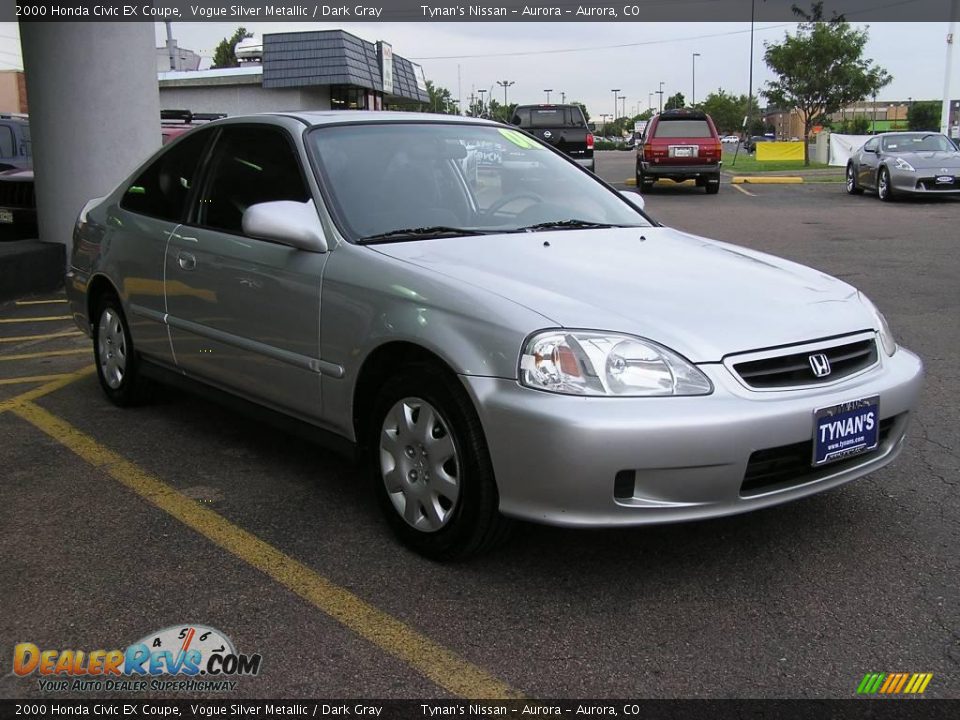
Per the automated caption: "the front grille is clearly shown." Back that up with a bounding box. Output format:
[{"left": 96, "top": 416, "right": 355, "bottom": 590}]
[
  {"left": 918, "top": 177, "right": 958, "bottom": 191},
  {"left": 733, "top": 338, "right": 877, "bottom": 389},
  {"left": 0, "top": 180, "right": 35, "bottom": 209},
  {"left": 740, "top": 414, "right": 900, "bottom": 496}
]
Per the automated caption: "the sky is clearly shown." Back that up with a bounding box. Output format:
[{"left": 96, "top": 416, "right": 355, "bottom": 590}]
[{"left": 0, "top": 21, "right": 956, "bottom": 119}]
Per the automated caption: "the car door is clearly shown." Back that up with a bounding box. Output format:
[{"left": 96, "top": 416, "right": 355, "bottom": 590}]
[
  {"left": 113, "top": 128, "right": 215, "bottom": 365},
  {"left": 165, "top": 123, "right": 328, "bottom": 421},
  {"left": 858, "top": 137, "right": 880, "bottom": 188}
]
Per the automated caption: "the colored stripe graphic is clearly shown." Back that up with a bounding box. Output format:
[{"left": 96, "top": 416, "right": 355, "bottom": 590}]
[{"left": 857, "top": 672, "right": 932, "bottom": 695}]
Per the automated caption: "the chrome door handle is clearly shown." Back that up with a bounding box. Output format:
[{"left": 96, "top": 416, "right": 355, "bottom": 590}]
[{"left": 178, "top": 251, "right": 196, "bottom": 271}]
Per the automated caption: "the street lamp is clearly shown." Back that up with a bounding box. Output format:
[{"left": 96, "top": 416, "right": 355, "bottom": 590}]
[
  {"left": 544, "top": 89, "right": 553, "bottom": 103},
  {"left": 560, "top": 91, "right": 566, "bottom": 104},
  {"left": 648, "top": 92, "right": 654, "bottom": 111},
  {"left": 611, "top": 88, "right": 621, "bottom": 121},
  {"left": 477, "top": 88, "right": 487, "bottom": 115},
  {"left": 656, "top": 81, "right": 665, "bottom": 113},
  {"left": 497, "top": 80, "right": 515, "bottom": 107},
  {"left": 620, "top": 96, "right": 627, "bottom": 120},
  {"left": 692, "top": 52, "right": 701, "bottom": 106}
]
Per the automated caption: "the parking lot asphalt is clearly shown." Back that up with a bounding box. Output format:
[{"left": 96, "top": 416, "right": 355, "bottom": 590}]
[{"left": 0, "top": 157, "right": 957, "bottom": 701}]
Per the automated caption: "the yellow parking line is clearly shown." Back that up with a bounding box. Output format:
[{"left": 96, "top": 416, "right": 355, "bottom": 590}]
[
  {"left": 15, "top": 299, "right": 68, "bottom": 306},
  {"left": 0, "top": 331, "right": 84, "bottom": 344},
  {"left": 0, "top": 315, "right": 72, "bottom": 324},
  {"left": 0, "top": 374, "right": 73, "bottom": 386},
  {"left": 8, "top": 396, "right": 520, "bottom": 699},
  {"left": 0, "top": 365, "right": 95, "bottom": 414},
  {"left": 0, "top": 348, "right": 89, "bottom": 362}
]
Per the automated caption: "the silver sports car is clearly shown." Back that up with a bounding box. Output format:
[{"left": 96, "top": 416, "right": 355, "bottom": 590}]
[
  {"left": 66, "top": 113, "right": 923, "bottom": 559},
  {"left": 846, "top": 131, "right": 960, "bottom": 200}
]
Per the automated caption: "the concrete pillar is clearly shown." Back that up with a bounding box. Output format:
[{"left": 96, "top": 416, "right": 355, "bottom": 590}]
[{"left": 20, "top": 23, "right": 160, "bottom": 259}]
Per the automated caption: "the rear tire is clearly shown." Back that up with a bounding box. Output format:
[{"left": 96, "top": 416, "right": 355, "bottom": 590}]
[
  {"left": 367, "top": 364, "right": 512, "bottom": 560},
  {"left": 92, "top": 293, "right": 149, "bottom": 406},
  {"left": 636, "top": 166, "right": 653, "bottom": 193},
  {"left": 705, "top": 174, "right": 720, "bottom": 194},
  {"left": 846, "top": 164, "right": 864, "bottom": 195}
]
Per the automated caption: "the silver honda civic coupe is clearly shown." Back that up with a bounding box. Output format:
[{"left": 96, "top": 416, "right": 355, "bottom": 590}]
[{"left": 66, "top": 112, "right": 923, "bottom": 559}]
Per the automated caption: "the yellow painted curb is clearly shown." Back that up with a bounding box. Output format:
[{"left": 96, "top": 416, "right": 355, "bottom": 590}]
[{"left": 731, "top": 176, "right": 804, "bottom": 184}]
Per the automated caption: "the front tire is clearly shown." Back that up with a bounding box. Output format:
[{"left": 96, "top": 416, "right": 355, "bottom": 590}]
[
  {"left": 93, "top": 293, "right": 148, "bottom": 406},
  {"left": 878, "top": 167, "right": 894, "bottom": 201},
  {"left": 368, "top": 365, "right": 512, "bottom": 560},
  {"left": 846, "top": 164, "right": 863, "bottom": 194}
]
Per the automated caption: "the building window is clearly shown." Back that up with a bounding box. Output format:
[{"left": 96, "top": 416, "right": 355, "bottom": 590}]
[{"left": 331, "top": 86, "right": 368, "bottom": 110}]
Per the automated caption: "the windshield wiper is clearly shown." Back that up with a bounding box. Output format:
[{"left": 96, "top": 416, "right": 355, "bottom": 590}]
[
  {"left": 359, "top": 226, "right": 489, "bottom": 244},
  {"left": 517, "top": 219, "right": 632, "bottom": 232}
]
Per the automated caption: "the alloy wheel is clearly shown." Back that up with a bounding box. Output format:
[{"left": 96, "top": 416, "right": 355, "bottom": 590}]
[{"left": 97, "top": 307, "right": 127, "bottom": 390}]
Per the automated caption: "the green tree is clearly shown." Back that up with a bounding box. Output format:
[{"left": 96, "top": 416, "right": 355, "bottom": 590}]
[
  {"left": 907, "top": 101, "right": 941, "bottom": 131},
  {"left": 699, "top": 90, "right": 761, "bottom": 134},
  {"left": 486, "top": 98, "right": 517, "bottom": 123},
  {"left": 762, "top": 2, "right": 891, "bottom": 163},
  {"left": 211, "top": 27, "right": 253, "bottom": 69},
  {"left": 838, "top": 116, "right": 870, "bottom": 134},
  {"left": 425, "top": 80, "right": 459, "bottom": 115},
  {"left": 664, "top": 92, "right": 686, "bottom": 110}
]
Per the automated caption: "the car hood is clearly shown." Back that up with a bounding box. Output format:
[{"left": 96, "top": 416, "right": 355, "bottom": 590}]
[
  {"left": 888, "top": 150, "right": 960, "bottom": 169},
  {"left": 372, "top": 227, "right": 872, "bottom": 362}
]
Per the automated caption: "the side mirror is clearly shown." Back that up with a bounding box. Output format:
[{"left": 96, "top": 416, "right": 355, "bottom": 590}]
[
  {"left": 242, "top": 200, "right": 328, "bottom": 253},
  {"left": 619, "top": 190, "right": 645, "bottom": 212}
]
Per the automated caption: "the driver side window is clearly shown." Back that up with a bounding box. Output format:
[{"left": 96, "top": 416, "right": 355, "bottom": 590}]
[{"left": 194, "top": 126, "right": 309, "bottom": 236}]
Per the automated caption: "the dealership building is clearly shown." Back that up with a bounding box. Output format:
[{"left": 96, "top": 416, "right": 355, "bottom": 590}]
[{"left": 158, "top": 29, "right": 429, "bottom": 116}]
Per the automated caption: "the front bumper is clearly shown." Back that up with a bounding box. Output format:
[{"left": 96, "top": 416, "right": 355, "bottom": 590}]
[
  {"left": 463, "top": 346, "right": 923, "bottom": 527},
  {"left": 891, "top": 168, "right": 960, "bottom": 194}
]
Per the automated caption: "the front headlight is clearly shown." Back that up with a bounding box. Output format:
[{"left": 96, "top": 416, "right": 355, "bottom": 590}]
[
  {"left": 893, "top": 158, "right": 915, "bottom": 172},
  {"left": 859, "top": 293, "right": 897, "bottom": 356},
  {"left": 519, "top": 330, "right": 713, "bottom": 396}
]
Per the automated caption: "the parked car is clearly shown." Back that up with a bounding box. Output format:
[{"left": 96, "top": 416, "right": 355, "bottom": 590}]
[
  {"left": 743, "top": 135, "right": 771, "bottom": 153},
  {"left": 66, "top": 112, "right": 923, "bottom": 560},
  {"left": 0, "top": 115, "right": 34, "bottom": 240},
  {"left": 0, "top": 168, "right": 37, "bottom": 240},
  {"left": 510, "top": 104, "right": 594, "bottom": 171},
  {"left": 721, "top": 135, "right": 741, "bottom": 144},
  {"left": 636, "top": 108, "right": 722, "bottom": 193},
  {"left": 846, "top": 132, "right": 960, "bottom": 201}
]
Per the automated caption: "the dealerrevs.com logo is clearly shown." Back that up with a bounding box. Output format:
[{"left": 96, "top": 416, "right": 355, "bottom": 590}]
[{"left": 13, "top": 624, "right": 262, "bottom": 693}]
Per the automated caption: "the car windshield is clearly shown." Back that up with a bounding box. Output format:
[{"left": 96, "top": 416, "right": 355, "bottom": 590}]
[
  {"left": 307, "top": 122, "right": 649, "bottom": 242},
  {"left": 881, "top": 134, "right": 955, "bottom": 153}
]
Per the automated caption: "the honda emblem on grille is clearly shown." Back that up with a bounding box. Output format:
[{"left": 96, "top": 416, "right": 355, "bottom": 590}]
[{"left": 809, "top": 353, "right": 832, "bottom": 378}]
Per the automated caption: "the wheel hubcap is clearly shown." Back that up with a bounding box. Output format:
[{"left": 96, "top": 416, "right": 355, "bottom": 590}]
[
  {"left": 879, "top": 172, "right": 888, "bottom": 197},
  {"left": 97, "top": 308, "right": 127, "bottom": 389},
  {"left": 379, "top": 397, "right": 460, "bottom": 532},
  {"left": 847, "top": 168, "right": 854, "bottom": 190}
]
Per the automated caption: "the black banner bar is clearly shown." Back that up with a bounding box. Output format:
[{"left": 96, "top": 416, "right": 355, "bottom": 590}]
[
  {"left": 1, "top": 700, "right": 959, "bottom": 720},
  {"left": 7, "top": 0, "right": 960, "bottom": 23}
]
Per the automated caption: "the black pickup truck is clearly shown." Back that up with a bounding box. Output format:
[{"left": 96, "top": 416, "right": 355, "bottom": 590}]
[{"left": 510, "top": 104, "right": 595, "bottom": 172}]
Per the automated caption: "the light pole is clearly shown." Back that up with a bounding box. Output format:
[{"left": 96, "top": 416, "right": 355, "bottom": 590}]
[
  {"left": 544, "top": 88, "right": 553, "bottom": 103},
  {"left": 477, "top": 88, "right": 487, "bottom": 115},
  {"left": 611, "top": 88, "right": 621, "bottom": 122},
  {"left": 620, "top": 96, "right": 627, "bottom": 120},
  {"left": 497, "top": 80, "right": 515, "bottom": 108},
  {"left": 656, "top": 81, "right": 665, "bottom": 113},
  {"left": 560, "top": 91, "right": 566, "bottom": 104},
  {"left": 692, "top": 52, "right": 701, "bottom": 106},
  {"left": 648, "top": 92, "right": 654, "bottom": 111}
]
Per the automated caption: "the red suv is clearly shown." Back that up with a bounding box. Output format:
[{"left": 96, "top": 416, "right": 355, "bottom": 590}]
[{"left": 636, "top": 109, "right": 722, "bottom": 194}]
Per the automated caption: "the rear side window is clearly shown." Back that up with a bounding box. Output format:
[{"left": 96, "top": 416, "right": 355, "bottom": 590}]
[
  {"left": 193, "top": 126, "right": 310, "bottom": 236},
  {"left": 654, "top": 119, "right": 713, "bottom": 138},
  {"left": 0, "top": 126, "right": 14, "bottom": 158},
  {"left": 121, "top": 130, "right": 212, "bottom": 222}
]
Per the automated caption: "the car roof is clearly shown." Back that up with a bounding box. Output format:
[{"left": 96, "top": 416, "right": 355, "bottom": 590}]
[{"left": 278, "top": 111, "right": 502, "bottom": 128}]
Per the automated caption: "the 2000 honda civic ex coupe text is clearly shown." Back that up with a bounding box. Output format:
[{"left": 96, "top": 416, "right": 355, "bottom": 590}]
[{"left": 66, "top": 112, "right": 923, "bottom": 559}]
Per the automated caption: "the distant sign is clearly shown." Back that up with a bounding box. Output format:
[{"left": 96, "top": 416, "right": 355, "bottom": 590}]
[
  {"left": 377, "top": 41, "right": 394, "bottom": 95},
  {"left": 411, "top": 63, "right": 428, "bottom": 93},
  {"left": 634, "top": 120, "right": 648, "bottom": 136}
]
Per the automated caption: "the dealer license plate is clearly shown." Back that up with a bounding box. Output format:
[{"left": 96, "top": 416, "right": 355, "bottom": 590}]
[
  {"left": 935, "top": 175, "right": 954, "bottom": 184},
  {"left": 0, "top": 209, "right": 13, "bottom": 224},
  {"left": 812, "top": 396, "right": 880, "bottom": 466}
]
